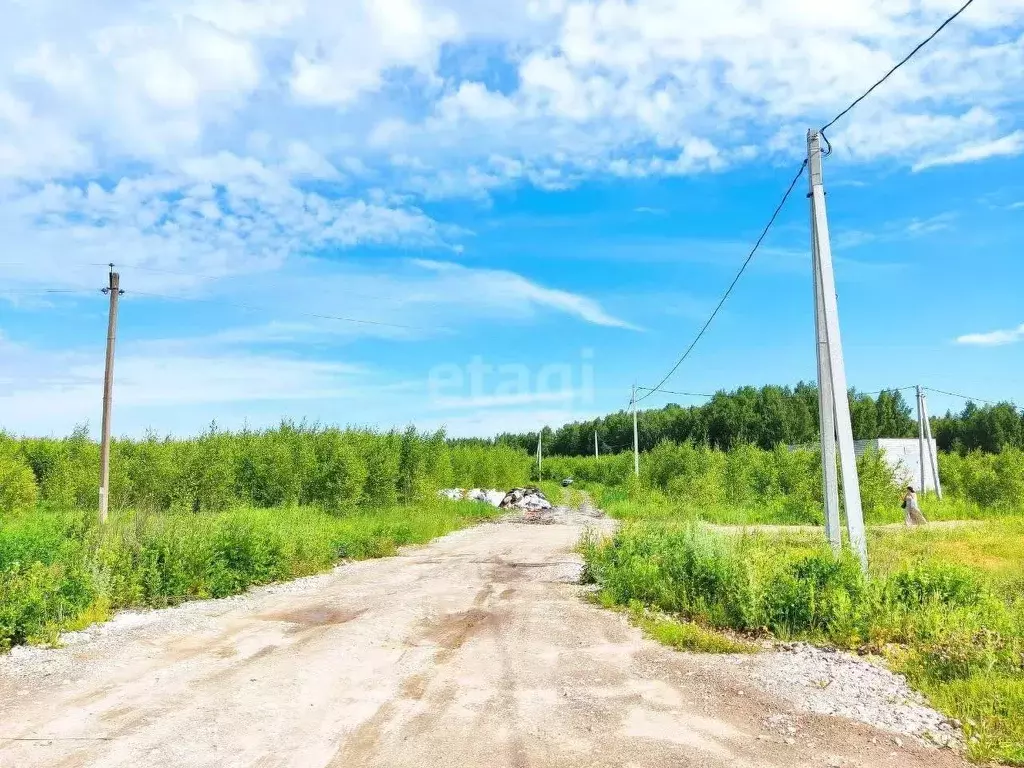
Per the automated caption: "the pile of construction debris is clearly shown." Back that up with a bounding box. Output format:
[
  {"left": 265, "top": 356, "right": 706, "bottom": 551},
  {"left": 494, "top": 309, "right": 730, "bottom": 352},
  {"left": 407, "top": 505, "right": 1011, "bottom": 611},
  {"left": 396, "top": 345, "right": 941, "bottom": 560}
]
[
  {"left": 437, "top": 486, "right": 553, "bottom": 512},
  {"left": 500, "top": 487, "right": 561, "bottom": 524},
  {"left": 440, "top": 486, "right": 606, "bottom": 526},
  {"left": 498, "top": 487, "right": 553, "bottom": 512},
  {"left": 439, "top": 488, "right": 505, "bottom": 506}
]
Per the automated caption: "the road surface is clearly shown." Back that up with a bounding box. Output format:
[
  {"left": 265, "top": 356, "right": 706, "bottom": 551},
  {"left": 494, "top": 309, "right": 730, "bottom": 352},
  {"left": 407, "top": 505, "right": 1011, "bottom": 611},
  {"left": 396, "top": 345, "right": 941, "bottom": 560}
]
[{"left": 0, "top": 517, "right": 969, "bottom": 768}]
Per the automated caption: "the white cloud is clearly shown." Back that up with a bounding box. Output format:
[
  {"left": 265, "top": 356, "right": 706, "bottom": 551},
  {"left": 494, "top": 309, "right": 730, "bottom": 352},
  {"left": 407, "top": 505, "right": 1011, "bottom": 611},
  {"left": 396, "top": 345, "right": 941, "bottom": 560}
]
[
  {"left": 436, "top": 82, "right": 519, "bottom": 122},
  {"left": 956, "top": 323, "right": 1024, "bottom": 347},
  {"left": 1, "top": 0, "right": 1022, "bottom": 198},
  {"left": 408, "top": 259, "right": 638, "bottom": 329},
  {"left": 0, "top": 332, "right": 371, "bottom": 435},
  {"left": 913, "top": 130, "right": 1024, "bottom": 171},
  {"left": 0, "top": 154, "right": 449, "bottom": 295},
  {"left": 834, "top": 212, "right": 956, "bottom": 249},
  {"left": 283, "top": 141, "right": 341, "bottom": 179},
  {"left": 289, "top": 0, "right": 460, "bottom": 107},
  {"left": 0, "top": 90, "right": 93, "bottom": 180}
]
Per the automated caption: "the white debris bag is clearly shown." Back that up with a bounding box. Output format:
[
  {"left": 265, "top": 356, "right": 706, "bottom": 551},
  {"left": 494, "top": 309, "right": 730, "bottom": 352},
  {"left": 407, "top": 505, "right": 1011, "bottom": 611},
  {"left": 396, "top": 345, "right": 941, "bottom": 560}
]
[{"left": 498, "top": 487, "right": 552, "bottom": 511}]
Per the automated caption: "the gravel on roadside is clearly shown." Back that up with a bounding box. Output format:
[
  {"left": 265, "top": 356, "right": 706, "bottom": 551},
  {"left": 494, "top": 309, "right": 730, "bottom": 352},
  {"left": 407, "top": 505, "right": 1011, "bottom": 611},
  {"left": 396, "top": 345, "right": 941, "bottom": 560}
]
[{"left": 746, "top": 642, "right": 961, "bottom": 749}]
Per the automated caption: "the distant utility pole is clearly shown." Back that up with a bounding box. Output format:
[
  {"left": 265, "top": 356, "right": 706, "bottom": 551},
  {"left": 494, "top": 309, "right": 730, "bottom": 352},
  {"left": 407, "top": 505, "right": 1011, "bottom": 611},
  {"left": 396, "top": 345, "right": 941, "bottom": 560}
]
[
  {"left": 632, "top": 384, "right": 640, "bottom": 477},
  {"left": 923, "top": 391, "right": 942, "bottom": 498},
  {"left": 808, "top": 130, "right": 867, "bottom": 569},
  {"left": 99, "top": 264, "right": 124, "bottom": 525},
  {"left": 916, "top": 385, "right": 926, "bottom": 494},
  {"left": 916, "top": 386, "right": 943, "bottom": 498},
  {"left": 536, "top": 432, "right": 542, "bottom": 482},
  {"left": 594, "top": 430, "right": 599, "bottom": 460}
]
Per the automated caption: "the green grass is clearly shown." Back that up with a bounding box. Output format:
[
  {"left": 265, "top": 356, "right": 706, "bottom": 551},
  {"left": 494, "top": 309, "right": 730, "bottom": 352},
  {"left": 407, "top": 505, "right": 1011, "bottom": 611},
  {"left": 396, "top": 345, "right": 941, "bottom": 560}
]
[
  {"left": 0, "top": 498, "right": 499, "bottom": 651},
  {"left": 581, "top": 516, "right": 1024, "bottom": 764},
  {"left": 619, "top": 599, "right": 756, "bottom": 654},
  {"left": 579, "top": 478, "right": 1019, "bottom": 529}
]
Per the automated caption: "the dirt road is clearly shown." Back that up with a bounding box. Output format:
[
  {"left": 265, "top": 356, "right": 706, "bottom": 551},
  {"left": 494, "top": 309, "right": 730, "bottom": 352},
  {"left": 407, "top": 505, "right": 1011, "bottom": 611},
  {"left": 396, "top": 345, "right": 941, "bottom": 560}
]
[{"left": 0, "top": 517, "right": 969, "bottom": 768}]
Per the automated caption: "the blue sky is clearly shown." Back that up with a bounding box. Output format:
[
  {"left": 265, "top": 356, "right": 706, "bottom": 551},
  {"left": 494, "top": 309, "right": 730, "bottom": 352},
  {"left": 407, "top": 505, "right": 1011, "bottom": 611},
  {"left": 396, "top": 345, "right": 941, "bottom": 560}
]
[{"left": 1, "top": 0, "right": 1022, "bottom": 438}]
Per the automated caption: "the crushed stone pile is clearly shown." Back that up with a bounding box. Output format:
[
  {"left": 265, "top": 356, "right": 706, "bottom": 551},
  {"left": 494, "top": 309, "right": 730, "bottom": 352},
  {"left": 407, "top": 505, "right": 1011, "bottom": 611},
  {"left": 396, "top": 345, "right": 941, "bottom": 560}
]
[{"left": 751, "top": 642, "right": 961, "bottom": 749}]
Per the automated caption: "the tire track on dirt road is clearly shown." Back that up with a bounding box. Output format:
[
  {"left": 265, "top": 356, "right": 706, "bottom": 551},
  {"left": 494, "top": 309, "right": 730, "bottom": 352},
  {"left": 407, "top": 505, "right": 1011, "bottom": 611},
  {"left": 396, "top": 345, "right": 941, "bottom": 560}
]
[{"left": 0, "top": 516, "right": 970, "bottom": 768}]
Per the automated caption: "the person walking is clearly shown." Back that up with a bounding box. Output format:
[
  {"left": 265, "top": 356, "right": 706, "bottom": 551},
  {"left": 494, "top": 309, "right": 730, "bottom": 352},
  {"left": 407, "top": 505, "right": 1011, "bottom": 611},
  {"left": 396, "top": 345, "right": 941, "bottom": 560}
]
[{"left": 902, "top": 485, "right": 927, "bottom": 526}]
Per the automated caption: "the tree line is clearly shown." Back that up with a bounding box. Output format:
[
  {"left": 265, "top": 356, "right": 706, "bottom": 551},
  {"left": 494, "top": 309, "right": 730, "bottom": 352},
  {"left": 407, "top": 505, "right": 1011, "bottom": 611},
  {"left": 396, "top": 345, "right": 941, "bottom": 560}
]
[
  {"left": 491, "top": 384, "right": 1024, "bottom": 457},
  {"left": 0, "top": 423, "right": 532, "bottom": 514}
]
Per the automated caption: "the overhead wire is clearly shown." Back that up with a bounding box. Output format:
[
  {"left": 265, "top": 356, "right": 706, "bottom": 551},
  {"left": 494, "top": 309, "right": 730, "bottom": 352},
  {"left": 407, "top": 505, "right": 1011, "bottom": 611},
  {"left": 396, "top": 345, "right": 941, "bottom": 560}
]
[
  {"left": 818, "top": 0, "right": 977, "bottom": 154},
  {"left": 92, "top": 263, "right": 405, "bottom": 305},
  {"left": 1, "top": 263, "right": 440, "bottom": 331},
  {"left": 636, "top": 386, "right": 715, "bottom": 398},
  {"left": 126, "top": 290, "right": 442, "bottom": 332},
  {"left": 922, "top": 386, "right": 1002, "bottom": 406},
  {"left": 0, "top": 288, "right": 94, "bottom": 295},
  {"left": 630, "top": 2, "right": 980, "bottom": 410},
  {"left": 858, "top": 386, "right": 916, "bottom": 396},
  {"left": 633, "top": 159, "right": 809, "bottom": 407}
]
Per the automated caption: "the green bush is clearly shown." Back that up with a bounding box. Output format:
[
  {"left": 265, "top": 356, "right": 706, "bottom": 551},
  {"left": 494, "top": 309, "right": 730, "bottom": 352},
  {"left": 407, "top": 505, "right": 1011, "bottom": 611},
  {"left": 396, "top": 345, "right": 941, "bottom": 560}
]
[
  {"left": 884, "top": 563, "right": 981, "bottom": 609},
  {"left": 0, "top": 452, "right": 39, "bottom": 513},
  {"left": 0, "top": 425, "right": 533, "bottom": 516}
]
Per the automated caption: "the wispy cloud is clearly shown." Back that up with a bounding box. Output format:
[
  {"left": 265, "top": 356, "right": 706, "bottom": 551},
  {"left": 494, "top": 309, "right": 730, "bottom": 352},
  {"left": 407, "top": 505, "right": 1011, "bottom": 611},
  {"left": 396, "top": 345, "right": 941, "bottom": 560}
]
[
  {"left": 634, "top": 206, "right": 667, "bottom": 215},
  {"left": 913, "top": 131, "right": 1024, "bottom": 172},
  {"left": 955, "top": 323, "right": 1024, "bottom": 347},
  {"left": 408, "top": 259, "right": 640, "bottom": 330},
  {"left": 0, "top": 333, "right": 375, "bottom": 435},
  {"left": 834, "top": 213, "right": 956, "bottom": 250}
]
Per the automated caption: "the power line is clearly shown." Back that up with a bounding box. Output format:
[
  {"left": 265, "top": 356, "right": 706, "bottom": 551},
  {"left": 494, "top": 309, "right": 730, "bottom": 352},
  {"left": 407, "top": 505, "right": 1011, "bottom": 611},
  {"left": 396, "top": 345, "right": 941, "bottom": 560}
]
[
  {"left": 3, "top": 285, "right": 431, "bottom": 332},
  {"left": 922, "top": 386, "right": 1002, "bottom": 406},
  {"left": 637, "top": 386, "right": 715, "bottom": 398},
  {"left": 819, "top": 0, "right": 977, "bottom": 153},
  {"left": 858, "top": 386, "right": 916, "bottom": 396},
  {"left": 0, "top": 288, "right": 94, "bottom": 295},
  {"left": 2, "top": 261, "right": 431, "bottom": 307},
  {"left": 127, "top": 290, "right": 441, "bottom": 332},
  {"left": 634, "top": 159, "right": 809, "bottom": 406}
]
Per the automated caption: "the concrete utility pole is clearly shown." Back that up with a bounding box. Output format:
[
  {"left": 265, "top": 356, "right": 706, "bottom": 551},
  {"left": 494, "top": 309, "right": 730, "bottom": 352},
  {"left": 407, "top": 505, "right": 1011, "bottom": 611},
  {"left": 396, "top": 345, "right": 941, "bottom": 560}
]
[
  {"left": 813, "top": 196, "right": 842, "bottom": 553},
  {"left": 99, "top": 265, "right": 123, "bottom": 525},
  {"left": 632, "top": 384, "right": 640, "bottom": 477},
  {"left": 808, "top": 130, "right": 867, "bottom": 569},
  {"left": 916, "top": 385, "right": 926, "bottom": 493},
  {"left": 536, "top": 432, "right": 542, "bottom": 482},
  {"left": 921, "top": 390, "right": 942, "bottom": 498},
  {"left": 595, "top": 430, "right": 599, "bottom": 460}
]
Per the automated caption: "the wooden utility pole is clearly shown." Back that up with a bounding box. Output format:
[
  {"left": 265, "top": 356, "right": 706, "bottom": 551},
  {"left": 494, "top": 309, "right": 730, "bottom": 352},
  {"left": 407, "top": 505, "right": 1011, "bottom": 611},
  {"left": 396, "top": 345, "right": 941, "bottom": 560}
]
[
  {"left": 808, "top": 130, "right": 867, "bottom": 570},
  {"left": 632, "top": 384, "right": 640, "bottom": 477},
  {"left": 99, "top": 265, "right": 123, "bottom": 524}
]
